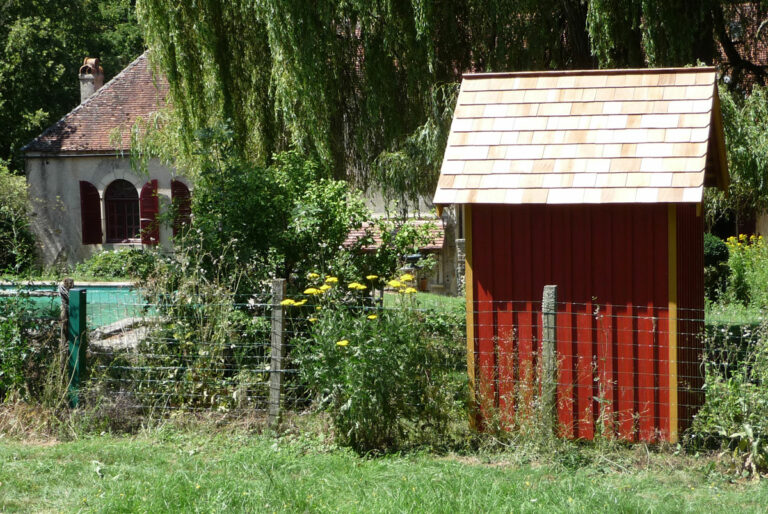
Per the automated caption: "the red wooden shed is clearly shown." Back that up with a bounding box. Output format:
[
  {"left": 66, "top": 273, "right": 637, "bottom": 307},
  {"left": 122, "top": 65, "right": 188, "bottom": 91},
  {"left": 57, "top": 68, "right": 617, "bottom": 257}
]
[{"left": 433, "top": 67, "right": 729, "bottom": 442}]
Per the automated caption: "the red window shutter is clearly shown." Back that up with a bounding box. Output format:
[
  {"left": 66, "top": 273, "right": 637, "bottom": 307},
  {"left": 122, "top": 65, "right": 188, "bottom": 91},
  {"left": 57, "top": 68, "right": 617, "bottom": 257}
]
[
  {"left": 140, "top": 180, "right": 159, "bottom": 245},
  {"left": 79, "top": 181, "right": 102, "bottom": 244},
  {"left": 171, "top": 180, "right": 191, "bottom": 236}
]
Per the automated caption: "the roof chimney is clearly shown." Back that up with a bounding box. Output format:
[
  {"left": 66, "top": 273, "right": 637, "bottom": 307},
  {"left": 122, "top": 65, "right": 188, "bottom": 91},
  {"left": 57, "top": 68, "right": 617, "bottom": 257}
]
[{"left": 78, "top": 57, "right": 104, "bottom": 103}]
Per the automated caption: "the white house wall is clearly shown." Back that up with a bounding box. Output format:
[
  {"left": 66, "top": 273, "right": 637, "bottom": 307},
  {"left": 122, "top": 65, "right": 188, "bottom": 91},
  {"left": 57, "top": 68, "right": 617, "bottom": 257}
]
[{"left": 26, "top": 154, "right": 187, "bottom": 267}]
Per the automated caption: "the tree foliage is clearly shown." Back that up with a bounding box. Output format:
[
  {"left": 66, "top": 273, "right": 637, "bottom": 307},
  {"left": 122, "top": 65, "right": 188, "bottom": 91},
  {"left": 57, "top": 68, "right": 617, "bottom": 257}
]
[
  {"left": 706, "top": 86, "right": 768, "bottom": 230},
  {"left": 0, "top": 0, "right": 144, "bottom": 171},
  {"left": 136, "top": 1, "right": 768, "bottom": 210}
]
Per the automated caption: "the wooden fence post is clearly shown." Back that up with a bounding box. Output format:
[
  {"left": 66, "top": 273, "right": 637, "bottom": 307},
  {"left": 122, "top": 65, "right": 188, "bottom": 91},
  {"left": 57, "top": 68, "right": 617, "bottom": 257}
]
[
  {"left": 541, "top": 285, "right": 558, "bottom": 435},
  {"left": 67, "top": 288, "right": 87, "bottom": 407},
  {"left": 268, "top": 279, "right": 287, "bottom": 429}
]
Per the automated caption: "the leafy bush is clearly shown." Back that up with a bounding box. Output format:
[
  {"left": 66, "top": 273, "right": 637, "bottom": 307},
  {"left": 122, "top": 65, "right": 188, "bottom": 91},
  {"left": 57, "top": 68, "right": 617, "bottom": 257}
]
[
  {"left": 0, "top": 293, "right": 60, "bottom": 402},
  {"left": 90, "top": 241, "right": 276, "bottom": 412},
  {"left": 693, "top": 322, "right": 768, "bottom": 475},
  {"left": 181, "top": 128, "right": 370, "bottom": 292},
  {"left": 294, "top": 273, "right": 465, "bottom": 452},
  {"left": 0, "top": 163, "right": 35, "bottom": 273},
  {"left": 723, "top": 234, "right": 768, "bottom": 308},
  {"left": 75, "top": 248, "right": 160, "bottom": 281},
  {"left": 704, "top": 233, "right": 729, "bottom": 301}
]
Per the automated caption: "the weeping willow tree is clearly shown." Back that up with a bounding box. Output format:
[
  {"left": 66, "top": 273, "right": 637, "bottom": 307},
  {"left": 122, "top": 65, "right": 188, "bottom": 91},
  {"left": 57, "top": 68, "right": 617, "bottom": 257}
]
[
  {"left": 136, "top": 1, "right": 764, "bottom": 208},
  {"left": 135, "top": 0, "right": 594, "bottom": 203}
]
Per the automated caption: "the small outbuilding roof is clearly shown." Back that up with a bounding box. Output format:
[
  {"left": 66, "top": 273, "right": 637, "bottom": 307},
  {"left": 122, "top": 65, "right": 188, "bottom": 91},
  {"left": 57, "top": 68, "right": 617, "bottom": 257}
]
[
  {"left": 433, "top": 67, "right": 729, "bottom": 205},
  {"left": 23, "top": 53, "right": 168, "bottom": 155}
]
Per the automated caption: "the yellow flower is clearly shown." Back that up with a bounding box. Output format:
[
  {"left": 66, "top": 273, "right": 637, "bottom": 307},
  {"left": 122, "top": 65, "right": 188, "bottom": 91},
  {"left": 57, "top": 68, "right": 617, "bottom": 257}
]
[
  {"left": 304, "top": 287, "right": 321, "bottom": 295},
  {"left": 367, "top": 314, "right": 377, "bottom": 320},
  {"left": 325, "top": 276, "right": 338, "bottom": 284},
  {"left": 403, "top": 287, "right": 417, "bottom": 294},
  {"left": 388, "top": 280, "right": 402, "bottom": 288},
  {"left": 308, "top": 317, "right": 318, "bottom": 323},
  {"left": 348, "top": 282, "right": 362, "bottom": 289},
  {"left": 316, "top": 306, "right": 322, "bottom": 311},
  {"left": 400, "top": 273, "right": 414, "bottom": 282},
  {"left": 739, "top": 233, "right": 747, "bottom": 241},
  {"left": 280, "top": 299, "right": 296, "bottom": 306},
  {"left": 348, "top": 282, "right": 367, "bottom": 291},
  {"left": 366, "top": 274, "right": 379, "bottom": 281},
  {"left": 308, "top": 272, "right": 320, "bottom": 279},
  {"left": 319, "top": 284, "right": 331, "bottom": 292},
  {"left": 294, "top": 299, "right": 307, "bottom": 306},
  {"left": 336, "top": 339, "right": 349, "bottom": 347}
]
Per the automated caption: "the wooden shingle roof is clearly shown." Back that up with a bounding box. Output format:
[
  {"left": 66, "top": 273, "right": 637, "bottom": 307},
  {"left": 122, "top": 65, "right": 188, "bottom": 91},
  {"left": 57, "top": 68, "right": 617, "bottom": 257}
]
[
  {"left": 433, "top": 67, "right": 729, "bottom": 205},
  {"left": 23, "top": 53, "right": 168, "bottom": 155}
]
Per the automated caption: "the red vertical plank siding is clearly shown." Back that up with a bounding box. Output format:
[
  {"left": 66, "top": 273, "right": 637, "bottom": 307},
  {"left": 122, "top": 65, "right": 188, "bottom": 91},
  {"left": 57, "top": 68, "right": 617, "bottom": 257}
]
[
  {"left": 676, "top": 204, "right": 705, "bottom": 432},
  {"left": 468, "top": 202, "right": 701, "bottom": 441},
  {"left": 516, "top": 207, "right": 535, "bottom": 418},
  {"left": 551, "top": 207, "right": 575, "bottom": 437},
  {"left": 653, "top": 207, "right": 670, "bottom": 439},
  {"left": 611, "top": 206, "right": 635, "bottom": 440},
  {"left": 633, "top": 207, "right": 656, "bottom": 441},
  {"left": 573, "top": 206, "right": 594, "bottom": 439},
  {"left": 493, "top": 205, "right": 515, "bottom": 418},
  {"left": 592, "top": 205, "right": 615, "bottom": 435},
  {"left": 472, "top": 206, "right": 497, "bottom": 412}
]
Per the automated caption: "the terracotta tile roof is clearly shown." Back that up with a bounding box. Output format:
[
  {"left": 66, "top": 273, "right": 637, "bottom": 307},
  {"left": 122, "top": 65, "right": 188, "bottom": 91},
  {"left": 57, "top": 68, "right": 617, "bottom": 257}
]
[
  {"left": 23, "top": 53, "right": 168, "bottom": 154},
  {"left": 344, "top": 220, "right": 445, "bottom": 252},
  {"left": 433, "top": 67, "right": 729, "bottom": 205}
]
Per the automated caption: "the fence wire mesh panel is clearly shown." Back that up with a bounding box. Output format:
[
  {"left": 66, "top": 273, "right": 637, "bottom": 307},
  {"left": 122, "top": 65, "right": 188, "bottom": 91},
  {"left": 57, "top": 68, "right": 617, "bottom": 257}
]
[
  {"left": 69, "top": 281, "right": 766, "bottom": 441},
  {"left": 86, "top": 286, "right": 306, "bottom": 414},
  {"left": 468, "top": 297, "right": 768, "bottom": 443}
]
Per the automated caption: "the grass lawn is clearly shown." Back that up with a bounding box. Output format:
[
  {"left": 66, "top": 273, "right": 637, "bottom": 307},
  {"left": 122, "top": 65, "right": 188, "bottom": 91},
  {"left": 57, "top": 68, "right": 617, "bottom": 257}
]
[{"left": 1, "top": 429, "right": 767, "bottom": 513}]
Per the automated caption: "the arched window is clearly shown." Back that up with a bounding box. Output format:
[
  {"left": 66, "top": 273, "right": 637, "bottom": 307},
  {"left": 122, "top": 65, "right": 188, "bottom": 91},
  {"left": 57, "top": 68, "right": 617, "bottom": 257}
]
[
  {"left": 171, "top": 180, "right": 191, "bottom": 236},
  {"left": 105, "top": 179, "right": 140, "bottom": 242}
]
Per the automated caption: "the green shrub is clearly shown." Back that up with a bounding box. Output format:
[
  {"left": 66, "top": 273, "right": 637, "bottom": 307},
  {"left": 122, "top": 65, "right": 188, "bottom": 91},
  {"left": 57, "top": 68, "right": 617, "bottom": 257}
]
[
  {"left": 75, "top": 248, "right": 160, "bottom": 280},
  {"left": 723, "top": 234, "right": 768, "bottom": 308},
  {"left": 704, "top": 233, "right": 729, "bottom": 301},
  {"left": 293, "top": 274, "right": 465, "bottom": 452},
  {"left": 0, "top": 163, "right": 35, "bottom": 273},
  {"left": 692, "top": 322, "right": 768, "bottom": 475},
  {"left": 0, "top": 293, "right": 60, "bottom": 402}
]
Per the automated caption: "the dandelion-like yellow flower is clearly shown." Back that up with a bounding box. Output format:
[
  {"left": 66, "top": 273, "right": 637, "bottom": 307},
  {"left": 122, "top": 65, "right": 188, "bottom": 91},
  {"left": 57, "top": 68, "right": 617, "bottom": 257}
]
[
  {"left": 308, "top": 317, "right": 318, "bottom": 323},
  {"left": 348, "top": 282, "right": 367, "bottom": 291},
  {"left": 319, "top": 284, "right": 331, "bottom": 292},
  {"left": 400, "top": 273, "right": 414, "bottom": 282},
  {"left": 280, "top": 299, "right": 296, "bottom": 306},
  {"left": 366, "top": 274, "right": 379, "bottom": 281},
  {"left": 294, "top": 299, "right": 307, "bottom": 306},
  {"left": 308, "top": 272, "right": 320, "bottom": 279},
  {"left": 367, "top": 314, "right": 377, "bottom": 320},
  {"left": 348, "top": 282, "right": 363, "bottom": 289},
  {"left": 325, "top": 276, "right": 338, "bottom": 284},
  {"left": 316, "top": 306, "right": 322, "bottom": 311},
  {"left": 304, "top": 287, "right": 321, "bottom": 295},
  {"left": 403, "top": 287, "right": 417, "bottom": 294},
  {"left": 388, "top": 280, "right": 402, "bottom": 288},
  {"left": 336, "top": 339, "right": 349, "bottom": 347}
]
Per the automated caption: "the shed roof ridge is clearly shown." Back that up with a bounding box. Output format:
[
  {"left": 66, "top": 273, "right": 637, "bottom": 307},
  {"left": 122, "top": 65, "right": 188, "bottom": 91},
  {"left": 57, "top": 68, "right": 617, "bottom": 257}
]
[{"left": 462, "top": 66, "right": 717, "bottom": 79}]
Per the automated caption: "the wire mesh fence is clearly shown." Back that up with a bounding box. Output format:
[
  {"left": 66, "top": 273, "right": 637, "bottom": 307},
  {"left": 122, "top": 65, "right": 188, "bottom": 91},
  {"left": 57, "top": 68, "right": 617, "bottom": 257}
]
[{"left": 30, "top": 279, "right": 765, "bottom": 442}]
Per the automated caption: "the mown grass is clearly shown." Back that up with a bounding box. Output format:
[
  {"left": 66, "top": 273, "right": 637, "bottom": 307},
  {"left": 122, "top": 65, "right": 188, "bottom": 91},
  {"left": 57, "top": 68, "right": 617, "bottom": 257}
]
[{"left": 1, "top": 427, "right": 767, "bottom": 513}]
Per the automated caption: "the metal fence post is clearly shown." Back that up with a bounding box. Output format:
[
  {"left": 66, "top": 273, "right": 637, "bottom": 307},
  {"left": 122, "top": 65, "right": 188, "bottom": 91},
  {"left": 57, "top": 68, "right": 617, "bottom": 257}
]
[
  {"left": 268, "top": 279, "right": 287, "bottom": 429},
  {"left": 58, "top": 278, "right": 74, "bottom": 372},
  {"left": 541, "top": 285, "right": 558, "bottom": 435},
  {"left": 67, "top": 288, "right": 87, "bottom": 407}
]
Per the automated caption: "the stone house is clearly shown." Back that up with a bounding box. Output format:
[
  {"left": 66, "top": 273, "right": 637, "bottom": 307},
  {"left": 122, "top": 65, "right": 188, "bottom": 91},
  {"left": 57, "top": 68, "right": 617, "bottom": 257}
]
[
  {"left": 24, "top": 53, "right": 462, "bottom": 293},
  {"left": 23, "top": 53, "right": 190, "bottom": 267}
]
